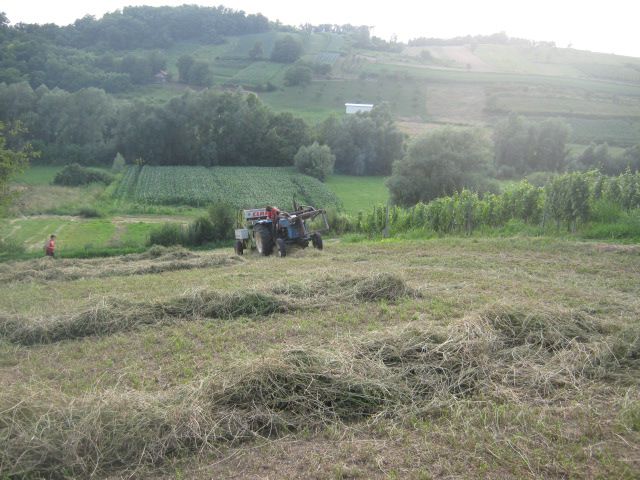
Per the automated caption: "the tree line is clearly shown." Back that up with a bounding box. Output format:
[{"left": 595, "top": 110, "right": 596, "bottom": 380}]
[
  {"left": 0, "top": 82, "right": 404, "bottom": 175},
  {"left": 386, "top": 118, "right": 640, "bottom": 207},
  {"left": 0, "top": 6, "right": 268, "bottom": 92}
]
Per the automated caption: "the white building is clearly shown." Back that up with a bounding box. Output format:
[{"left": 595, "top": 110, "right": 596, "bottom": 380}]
[{"left": 345, "top": 103, "right": 374, "bottom": 114}]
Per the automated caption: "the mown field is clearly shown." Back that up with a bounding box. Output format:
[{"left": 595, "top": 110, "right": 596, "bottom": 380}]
[{"left": 0, "top": 237, "right": 638, "bottom": 478}]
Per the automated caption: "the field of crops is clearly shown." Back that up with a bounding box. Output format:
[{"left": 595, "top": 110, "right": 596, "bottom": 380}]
[
  {"left": 114, "top": 166, "right": 341, "bottom": 209},
  {"left": 231, "top": 61, "right": 285, "bottom": 86}
]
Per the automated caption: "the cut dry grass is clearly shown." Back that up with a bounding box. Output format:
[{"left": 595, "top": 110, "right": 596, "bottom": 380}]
[
  {"left": 0, "top": 302, "right": 637, "bottom": 478},
  {"left": 0, "top": 272, "right": 412, "bottom": 345},
  {"left": 0, "top": 290, "right": 288, "bottom": 345},
  {"left": 0, "top": 246, "right": 241, "bottom": 284}
]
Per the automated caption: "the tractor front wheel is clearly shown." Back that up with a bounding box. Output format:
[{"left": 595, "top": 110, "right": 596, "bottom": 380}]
[
  {"left": 254, "top": 223, "right": 273, "bottom": 256},
  {"left": 311, "top": 233, "right": 323, "bottom": 250},
  {"left": 277, "top": 238, "right": 286, "bottom": 257}
]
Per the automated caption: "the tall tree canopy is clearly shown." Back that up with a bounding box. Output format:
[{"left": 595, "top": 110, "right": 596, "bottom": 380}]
[
  {"left": 319, "top": 106, "right": 404, "bottom": 175},
  {"left": 387, "top": 127, "right": 492, "bottom": 206},
  {"left": 494, "top": 114, "right": 571, "bottom": 177}
]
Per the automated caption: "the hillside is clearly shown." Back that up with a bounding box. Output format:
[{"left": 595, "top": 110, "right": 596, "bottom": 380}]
[
  {"left": 2, "top": 6, "right": 640, "bottom": 149},
  {"left": 132, "top": 31, "right": 640, "bottom": 145}
]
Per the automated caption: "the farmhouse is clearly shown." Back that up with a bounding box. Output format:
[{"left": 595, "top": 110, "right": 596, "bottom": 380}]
[{"left": 345, "top": 103, "right": 374, "bottom": 114}]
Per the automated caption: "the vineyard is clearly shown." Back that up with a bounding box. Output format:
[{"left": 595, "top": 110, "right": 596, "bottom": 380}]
[{"left": 114, "top": 166, "right": 341, "bottom": 209}]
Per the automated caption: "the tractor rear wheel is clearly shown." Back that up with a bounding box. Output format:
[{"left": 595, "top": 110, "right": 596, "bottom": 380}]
[
  {"left": 311, "top": 233, "right": 323, "bottom": 250},
  {"left": 254, "top": 223, "right": 273, "bottom": 256},
  {"left": 277, "top": 238, "right": 286, "bottom": 257},
  {"left": 234, "top": 240, "right": 244, "bottom": 255}
]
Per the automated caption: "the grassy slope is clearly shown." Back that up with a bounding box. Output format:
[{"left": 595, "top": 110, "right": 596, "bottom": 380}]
[{"left": 0, "top": 237, "right": 638, "bottom": 478}]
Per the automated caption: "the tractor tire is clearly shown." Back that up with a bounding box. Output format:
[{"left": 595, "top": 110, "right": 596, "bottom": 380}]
[
  {"left": 234, "top": 240, "right": 244, "bottom": 256},
  {"left": 254, "top": 223, "right": 273, "bottom": 256},
  {"left": 312, "top": 233, "right": 323, "bottom": 250},
  {"left": 277, "top": 238, "right": 286, "bottom": 257}
]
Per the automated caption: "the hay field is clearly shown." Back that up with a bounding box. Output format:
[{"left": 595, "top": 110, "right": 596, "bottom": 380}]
[{"left": 0, "top": 237, "right": 638, "bottom": 478}]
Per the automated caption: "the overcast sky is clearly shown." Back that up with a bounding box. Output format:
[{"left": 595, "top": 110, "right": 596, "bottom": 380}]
[{"left": 3, "top": 0, "right": 639, "bottom": 58}]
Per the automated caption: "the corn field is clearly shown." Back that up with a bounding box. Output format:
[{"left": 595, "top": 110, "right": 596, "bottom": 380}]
[
  {"left": 334, "top": 170, "right": 640, "bottom": 236},
  {"left": 114, "top": 166, "right": 340, "bottom": 209}
]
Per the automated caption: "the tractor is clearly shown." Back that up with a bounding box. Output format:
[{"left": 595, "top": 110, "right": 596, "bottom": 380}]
[{"left": 234, "top": 202, "right": 329, "bottom": 257}]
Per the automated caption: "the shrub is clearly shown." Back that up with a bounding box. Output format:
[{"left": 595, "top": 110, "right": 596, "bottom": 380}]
[
  {"left": 284, "top": 65, "right": 312, "bottom": 86},
  {"left": 148, "top": 223, "right": 184, "bottom": 247},
  {"left": 77, "top": 207, "right": 103, "bottom": 218},
  {"left": 112, "top": 153, "right": 126, "bottom": 172},
  {"left": 271, "top": 35, "right": 303, "bottom": 63},
  {"left": 186, "top": 216, "right": 216, "bottom": 245},
  {"left": 208, "top": 202, "right": 235, "bottom": 241},
  {"left": 53, "top": 163, "right": 114, "bottom": 186},
  {"left": 294, "top": 142, "right": 335, "bottom": 181}
]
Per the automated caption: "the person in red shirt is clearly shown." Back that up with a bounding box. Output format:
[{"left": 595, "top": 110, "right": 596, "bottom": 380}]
[
  {"left": 44, "top": 234, "right": 56, "bottom": 257},
  {"left": 265, "top": 205, "right": 280, "bottom": 220}
]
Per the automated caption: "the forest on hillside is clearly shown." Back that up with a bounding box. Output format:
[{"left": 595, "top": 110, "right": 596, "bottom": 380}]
[{"left": 1, "top": 4, "right": 640, "bottom": 205}]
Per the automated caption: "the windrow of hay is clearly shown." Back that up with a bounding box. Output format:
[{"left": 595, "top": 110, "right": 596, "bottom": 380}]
[
  {"left": 0, "top": 290, "right": 288, "bottom": 345},
  {"left": 1, "top": 303, "right": 637, "bottom": 478},
  {"left": 0, "top": 246, "right": 240, "bottom": 284},
  {"left": 271, "top": 272, "right": 419, "bottom": 304},
  {"left": 0, "top": 273, "right": 411, "bottom": 346}
]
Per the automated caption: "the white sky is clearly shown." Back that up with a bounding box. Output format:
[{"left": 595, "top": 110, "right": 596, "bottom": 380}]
[{"left": 3, "top": 0, "right": 640, "bottom": 58}]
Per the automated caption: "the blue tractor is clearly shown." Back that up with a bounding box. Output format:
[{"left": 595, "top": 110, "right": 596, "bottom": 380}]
[{"left": 234, "top": 203, "right": 329, "bottom": 257}]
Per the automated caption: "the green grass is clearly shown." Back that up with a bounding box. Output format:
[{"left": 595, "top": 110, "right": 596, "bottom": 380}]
[
  {"left": 0, "top": 216, "right": 189, "bottom": 257},
  {"left": 325, "top": 175, "right": 389, "bottom": 213},
  {"left": 12, "top": 166, "right": 63, "bottom": 185}
]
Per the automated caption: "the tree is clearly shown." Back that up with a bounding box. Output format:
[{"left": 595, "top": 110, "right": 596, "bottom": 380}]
[
  {"left": 319, "top": 105, "right": 404, "bottom": 175},
  {"left": 248, "top": 41, "right": 263, "bottom": 60},
  {"left": 187, "top": 61, "right": 212, "bottom": 86},
  {"left": 112, "top": 152, "right": 126, "bottom": 172},
  {"left": 270, "top": 35, "right": 303, "bottom": 63},
  {"left": 294, "top": 142, "right": 335, "bottom": 181},
  {"left": 177, "top": 54, "right": 194, "bottom": 82},
  {"left": 0, "top": 122, "right": 35, "bottom": 215},
  {"left": 493, "top": 114, "right": 570, "bottom": 176},
  {"left": 284, "top": 65, "right": 312, "bottom": 86},
  {"left": 387, "top": 127, "right": 492, "bottom": 206}
]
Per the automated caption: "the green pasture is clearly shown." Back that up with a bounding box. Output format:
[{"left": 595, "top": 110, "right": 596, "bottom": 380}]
[
  {"left": 12, "top": 166, "right": 63, "bottom": 185},
  {"left": 325, "top": 175, "right": 389, "bottom": 214},
  {"left": 0, "top": 217, "right": 180, "bottom": 256}
]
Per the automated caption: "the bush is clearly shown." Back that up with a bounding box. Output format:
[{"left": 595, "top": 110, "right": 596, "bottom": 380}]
[
  {"left": 53, "top": 164, "right": 114, "bottom": 186},
  {"left": 284, "top": 65, "right": 312, "bottom": 86},
  {"left": 208, "top": 202, "right": 235, "bottom": 241},
  {"left": 112, "top": 153, "right": 126, "bottom": 172},
  {"left": 270, "top": 35, "right": 303, "bottom": 63},
  {"left": 148, "top": 223, "right": 184, "bottom": 247},
  {"left": 77, "top": 207, "right": 103, "bottom": 218},
  {"left": 294, "top": 142, "right": 335, "bottom": 181},
  {"left": 186, "top": 216, "right": 216, "bottom": 245},
  {"left": 148, "top": 204, "right": 235, "bottom": 248}
]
